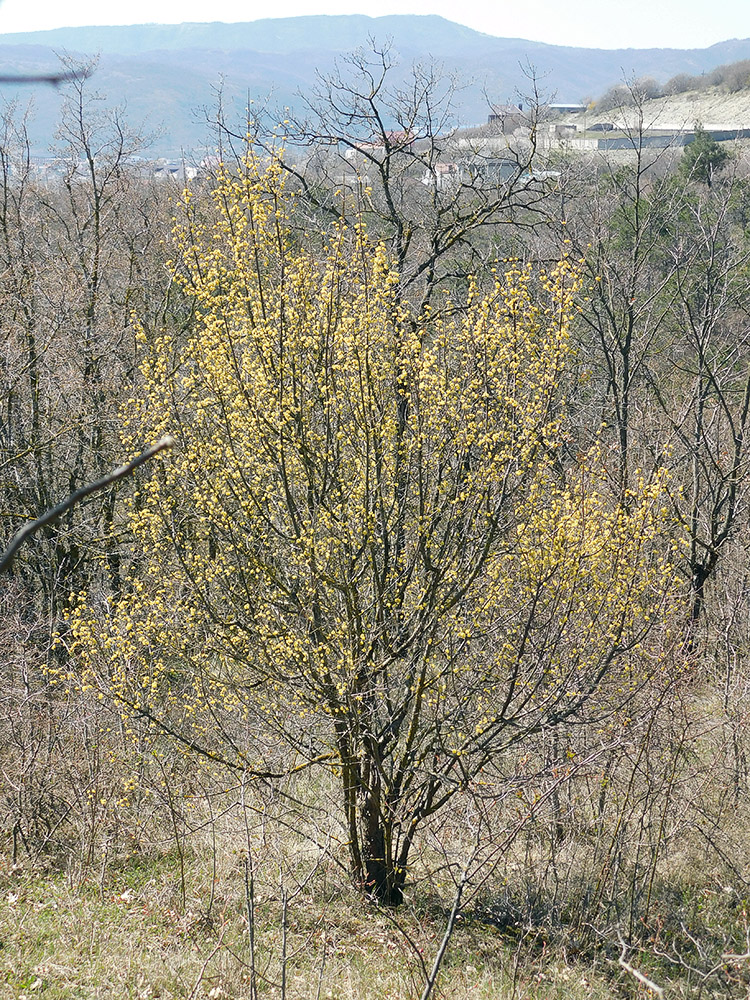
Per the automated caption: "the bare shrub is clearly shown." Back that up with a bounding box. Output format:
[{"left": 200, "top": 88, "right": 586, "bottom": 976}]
[{"left": 663, "top": 72, "right": 698, "bottom": 95}]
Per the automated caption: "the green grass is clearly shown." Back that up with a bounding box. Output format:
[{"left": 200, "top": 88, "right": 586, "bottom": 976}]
[
  {"left": 5, "top": 686, "right": 750, "bottom": 998},
  {"left": 0, "top": 849, "right": 623, "bottom": 1000}
]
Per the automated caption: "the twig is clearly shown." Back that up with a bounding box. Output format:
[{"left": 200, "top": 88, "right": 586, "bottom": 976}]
[
  {"left": 618, "top": 933, "right": 664, "bottom": 997},
  {"left": 281, "top": 886, "right": 288, "bottom": 1000},
  {"left": 0, "top": 436, "right": 175, "bottom": 574},
  {"left": 370, "top": 899, "right": 428, "bottom": 981},
  {"left": 314, "top": 935, "right": 328, "bottom": 1000},
  {"left": 187, "top": 923, "right": 227, "bottom": 1000},
  {"left": 241, "top": 775, "right": 258, "bottom": 1000},
  {"left": 420, "top": 866, "right": 470, "bottom": 1000}
]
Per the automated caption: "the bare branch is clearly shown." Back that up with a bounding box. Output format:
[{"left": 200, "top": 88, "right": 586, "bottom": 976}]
[
  {"left": 0, "top": 66, "right": 93, "bottom": 88},
  {"left": 0, "top": 436, "right": 175, "bottom": 574}
]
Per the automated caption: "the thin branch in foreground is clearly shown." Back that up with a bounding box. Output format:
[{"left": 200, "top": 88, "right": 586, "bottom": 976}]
[
  {"left": 0, "top": 67, "right": 93, "bottom": 88},
  {"left": 420, "top": 864, "right": 471, "bottom": 1000},
  {"left": 0, "top": 436, "right": 175, "bottom": 574}
]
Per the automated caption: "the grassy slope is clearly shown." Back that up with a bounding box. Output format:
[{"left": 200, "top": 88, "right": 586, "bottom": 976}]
[
  {"left": 570, "top": 85, "right": 750, "bottom": 130},
  {"left": 0, "top": 853, "right": 617, "bottom": 1000}
]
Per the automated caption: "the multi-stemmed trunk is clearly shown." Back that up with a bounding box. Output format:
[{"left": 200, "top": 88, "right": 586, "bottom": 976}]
[{"left": 337, "top": 728, "right": 411, "bottom": 906}]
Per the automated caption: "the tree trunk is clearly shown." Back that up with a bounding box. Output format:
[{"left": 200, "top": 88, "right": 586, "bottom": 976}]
[{"left": 341, "top": 755, "right": 406, "bottom": 905}]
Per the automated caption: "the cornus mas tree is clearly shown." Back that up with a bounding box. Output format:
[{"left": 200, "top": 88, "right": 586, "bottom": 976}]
[{"left": 70, "top": 155, "right": 679, "bottom": 905}]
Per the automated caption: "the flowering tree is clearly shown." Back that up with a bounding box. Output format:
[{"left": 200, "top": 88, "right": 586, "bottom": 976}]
[{"left": 70, "top": 155, "right": 678, "bottom": 905}]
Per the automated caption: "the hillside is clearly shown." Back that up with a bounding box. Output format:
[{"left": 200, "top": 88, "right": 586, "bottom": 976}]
[
  {"left": 596, "top": 86, "right": 750, "bottom": 131},
  {"left": 0, "top": 16, "right": 750, "bottom": 155}
]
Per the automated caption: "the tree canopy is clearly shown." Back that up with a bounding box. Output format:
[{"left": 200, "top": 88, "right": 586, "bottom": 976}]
[
  {"left": 680, "top": 124, "right": 730, "bottom": 187},
  {"left": 68, "top": 153, "right": 680, "bottom": 904}
]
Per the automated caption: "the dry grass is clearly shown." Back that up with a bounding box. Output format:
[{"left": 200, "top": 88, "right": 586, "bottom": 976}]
[
  {"left": 0, "top": 847, "right": 620, "bottom": 1000},
  {"left": 4, "top": 671, "right": 750, "bottom": 998}
]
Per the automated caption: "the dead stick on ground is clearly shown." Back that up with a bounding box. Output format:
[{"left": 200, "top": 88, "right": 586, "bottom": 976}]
[{"left": 618, "top": 933, "right": 664, "bottom": 997}]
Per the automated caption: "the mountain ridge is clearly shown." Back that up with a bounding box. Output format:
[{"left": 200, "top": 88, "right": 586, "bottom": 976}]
[
  {"left": 1, "top": 16, "right": 749, "bottom": 156},
  {"left": 1, "top": 15, "right": 748, "bottom": 61}
]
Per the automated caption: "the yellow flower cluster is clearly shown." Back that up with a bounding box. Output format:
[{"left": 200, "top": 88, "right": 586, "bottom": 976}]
[{"left": 68, "top": 151, "right": 680, "bottom": 781}]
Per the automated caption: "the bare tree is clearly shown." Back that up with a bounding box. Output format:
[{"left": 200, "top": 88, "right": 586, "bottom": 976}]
[{"left": 216, "top": 42, "right": 558, "bottom": 315}]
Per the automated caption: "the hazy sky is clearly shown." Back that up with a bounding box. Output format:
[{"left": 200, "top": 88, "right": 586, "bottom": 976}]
[{"left": 0, "top": 0, "right": 747, "bottom": 50}]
